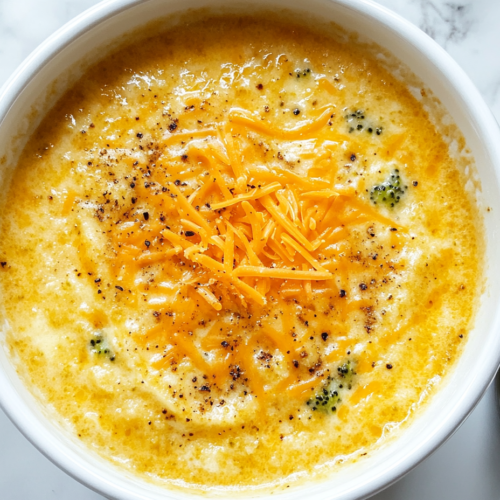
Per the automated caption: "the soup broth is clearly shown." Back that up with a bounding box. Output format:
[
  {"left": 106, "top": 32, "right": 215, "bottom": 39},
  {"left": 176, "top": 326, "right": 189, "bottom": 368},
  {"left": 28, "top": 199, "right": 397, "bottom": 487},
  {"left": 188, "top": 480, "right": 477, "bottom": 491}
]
[{"left": 0, "top": 14, "right": 483, "bottom": 492}]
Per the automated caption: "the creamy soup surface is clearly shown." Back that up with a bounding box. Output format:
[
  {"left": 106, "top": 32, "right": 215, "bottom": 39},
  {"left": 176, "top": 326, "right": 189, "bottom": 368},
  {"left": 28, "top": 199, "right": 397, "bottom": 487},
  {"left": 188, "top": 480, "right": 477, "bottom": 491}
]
[{"left": 0, "top": 14, "right": 483, "bottom": 493}]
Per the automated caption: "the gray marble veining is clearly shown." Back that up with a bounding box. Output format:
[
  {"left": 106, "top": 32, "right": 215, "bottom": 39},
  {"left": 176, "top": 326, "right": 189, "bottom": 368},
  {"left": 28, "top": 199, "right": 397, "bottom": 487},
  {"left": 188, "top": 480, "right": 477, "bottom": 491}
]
[
  {"left": 382, "top": 0, "right": 500, "bottom": 119},
  {"left": 420, "top": 1, "right": 473, "bottom": 46}
]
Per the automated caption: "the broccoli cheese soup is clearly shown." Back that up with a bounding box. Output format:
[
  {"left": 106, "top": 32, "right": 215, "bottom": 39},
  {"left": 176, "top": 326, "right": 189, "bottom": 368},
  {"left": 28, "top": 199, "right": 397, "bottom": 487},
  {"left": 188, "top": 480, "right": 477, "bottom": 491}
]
[{"left": 0, "top": 13, "right": 483, "bottom": 493}]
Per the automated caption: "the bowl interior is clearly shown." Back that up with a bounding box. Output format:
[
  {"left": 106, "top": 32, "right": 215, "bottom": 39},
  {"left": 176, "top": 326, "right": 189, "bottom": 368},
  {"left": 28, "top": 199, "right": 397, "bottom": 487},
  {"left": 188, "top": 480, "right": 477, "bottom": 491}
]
[{"left": 1, "top": 1, "right": 500, "bottom": 499}]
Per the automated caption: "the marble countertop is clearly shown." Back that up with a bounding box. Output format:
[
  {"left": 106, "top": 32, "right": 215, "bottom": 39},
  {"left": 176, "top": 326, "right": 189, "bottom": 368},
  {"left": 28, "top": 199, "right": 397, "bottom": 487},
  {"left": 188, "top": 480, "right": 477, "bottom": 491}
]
[{"left": 1, "top": 0, "right": 500, "bottom": 499}]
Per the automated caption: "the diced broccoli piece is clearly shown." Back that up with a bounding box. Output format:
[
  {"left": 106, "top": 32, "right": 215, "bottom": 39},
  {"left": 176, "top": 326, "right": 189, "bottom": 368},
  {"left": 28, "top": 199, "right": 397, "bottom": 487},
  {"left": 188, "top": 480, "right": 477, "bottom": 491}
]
[
  {"left": 307, "top": 378, "right": 342, "bottom": 414},
  {"left": 337, "top": 360, "right": 355, "bottom": 389},
  {"left": 344, "top": 109, "right": 383, "bottom": 135},
  {"left": 90, "top": 332, "right": 115, "bottom": 361},
  {"left": 307, "top": 360, "right": 356, "bottom": 414},
  {"left": 370, "top": 169, "right": 406, "bottom": 208},
  {"left": 293, "top": 68, "right": 312, "bottom": 79}
]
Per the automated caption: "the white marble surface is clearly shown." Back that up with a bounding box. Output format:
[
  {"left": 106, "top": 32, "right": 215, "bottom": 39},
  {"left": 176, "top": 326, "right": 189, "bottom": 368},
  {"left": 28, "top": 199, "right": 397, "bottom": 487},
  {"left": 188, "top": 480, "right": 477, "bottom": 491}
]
[{"left": 1, "top": 0, "right": 500, "bottom": 498}]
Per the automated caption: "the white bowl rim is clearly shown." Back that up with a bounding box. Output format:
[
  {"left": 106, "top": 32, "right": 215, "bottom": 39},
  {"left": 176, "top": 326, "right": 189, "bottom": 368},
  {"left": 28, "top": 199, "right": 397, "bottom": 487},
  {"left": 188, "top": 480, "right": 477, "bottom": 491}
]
[{"left": 1, "top": 1, "right": 500, "bottom": 499}]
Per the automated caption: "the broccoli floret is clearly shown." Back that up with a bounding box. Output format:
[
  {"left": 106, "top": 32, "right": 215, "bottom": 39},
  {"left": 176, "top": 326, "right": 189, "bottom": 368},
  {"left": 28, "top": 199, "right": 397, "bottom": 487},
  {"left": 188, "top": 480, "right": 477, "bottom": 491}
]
[
  {"left": 307, "top": 360, "right": 356, "bottom": 414},
  {"left": 294, "top": 68, "right": 312, "bottom": 79},
  {"left": 337, "top": 360, "right": 355, "bottom": 389},
  {"left": 370, "top": 169, "right": 406, "bottom": 208},
  {"left": 307, "top": 377, "right": 341, "bottom": 414},
  {"left": 90, "top": 332, "right": 115, "bottom": 361},
  {"left": 345, "top": 109, "right": 382, "bottom": 135}
]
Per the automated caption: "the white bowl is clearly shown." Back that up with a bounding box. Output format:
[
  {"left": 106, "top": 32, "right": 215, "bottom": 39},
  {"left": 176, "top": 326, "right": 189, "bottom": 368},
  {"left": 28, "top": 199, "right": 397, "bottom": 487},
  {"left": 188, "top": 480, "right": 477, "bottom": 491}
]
[{"left": 1, "top": 1, "right": 500, "bottom": 499}]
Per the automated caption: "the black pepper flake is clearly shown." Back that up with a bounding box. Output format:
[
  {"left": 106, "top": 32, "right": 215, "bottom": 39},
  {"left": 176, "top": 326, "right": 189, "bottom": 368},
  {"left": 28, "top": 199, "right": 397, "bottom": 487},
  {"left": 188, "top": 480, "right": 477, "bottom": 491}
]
[
  {"left": 143, "top": 212, "right": 149, "bottom": 221},
  {"left": 0, "top": 262, "right": 7, "bottom": 268},
  {"left": 145, "top": 240, "right": 151, "bottom": 247},
  {"left": 386, "top": 364, "right": 393, "bottom": 369},
  {"left": 359, "top": 283, "right": 367, "bottom": 291},
  {"left": 95, "top": 278, "right": 101, "bottom": 283},
  {"left": 321, "top": 332, "right": 329, "bottom": 341},
  {"left": 200, "top": 385, "right": 210, "bottom": 392},
  {"left": 390, "top": 227, "right": 398, "bottom": 232},
  {"left": 339, "top": 289, "right": 346, "bottom": 298},
  {"left": 130, "top": 182, "right": 136, "bottom": 188},
  {"left": 256, "top": 83, "right": 264, "bottom": 90},
  {"left": 185, "top": 231, "right": 195, "bottom": 237},
  {"left": 174, "top": 179, "right": 181, "bottom": 186},
  {"left": 131, "top": 197, "right": 137, "bottom": 204},
  {"left": 169, "top": 122, "right": 178, "bottom": 132},
  {"left": 293, "top": 108, "right": 300, "bottom": 116},
  {"left": 413, "top": 181, "right": 418, "bottom": 186},
  {"left": 181, "top": 154, "right": 188, "bottom": 161},
  {"left": 221, "top": 341, "right": 229, "bottom": 348},
  {"left": 136, "top": 133, "right": 143, "bottom": 138},
  {"left": 115, "top": 286, "right": 124, "bottom": 291},
  {"left": 293, "top": 360, "right": 299, "bottom": 368},
  {"left": 350, "top": 154, "right": 356, "bottom": 161}
]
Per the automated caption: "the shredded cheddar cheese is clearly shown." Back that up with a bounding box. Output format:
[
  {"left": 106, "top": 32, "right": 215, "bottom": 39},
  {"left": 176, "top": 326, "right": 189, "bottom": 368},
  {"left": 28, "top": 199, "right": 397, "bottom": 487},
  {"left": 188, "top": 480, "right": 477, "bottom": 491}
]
[{"left": 103, "top": 98, "right": 412, "bottom": 394}]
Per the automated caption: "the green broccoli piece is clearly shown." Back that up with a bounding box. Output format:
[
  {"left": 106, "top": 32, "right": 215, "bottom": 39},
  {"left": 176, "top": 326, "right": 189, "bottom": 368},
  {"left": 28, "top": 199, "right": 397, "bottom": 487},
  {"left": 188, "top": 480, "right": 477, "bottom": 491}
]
[
  {"left": 345, "top": 109, "right": 383, "bottom": 135},
  {"left": 307, "top": 360, "right": 356, "bottom": 414},
  {"left": 337, "top": 360, "right": 355, "bottom": 389},
  {"left": 370, "top": 169, "right": 406, "bottom": 208},
  {"left": 90, "top": 332, "right": 115, "bottom": 361},
  {"left": 294, "top": 68, "right": 312, "bottom": 79}
]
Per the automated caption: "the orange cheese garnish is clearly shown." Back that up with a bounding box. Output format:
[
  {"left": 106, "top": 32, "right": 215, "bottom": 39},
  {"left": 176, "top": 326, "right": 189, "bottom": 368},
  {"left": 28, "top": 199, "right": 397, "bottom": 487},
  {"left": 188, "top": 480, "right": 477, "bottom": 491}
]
[
  {"left": 62, "top": 189, "right": 77, "bottom": 216},
  {"left": 210, "top": 182, "right": 281, "bottom": 210},
  {"left": 102, "top": 107, "right": 406, "bottom": 401},
  {"left": 228, "top": 106, "right": 333, "bottom": 140},
  {"left": 196, "top": 286, "right": 222, "bottom": 311}
]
